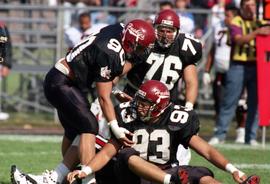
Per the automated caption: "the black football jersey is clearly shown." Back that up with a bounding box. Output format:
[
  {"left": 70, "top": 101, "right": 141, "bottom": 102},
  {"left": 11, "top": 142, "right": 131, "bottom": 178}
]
[
  {"left": 115, "top": 102, "right": 200, "bottom": 166},
  {"left": 65, "top": 23, "right": 126, "bottom": 92},
  {"left": 124, "top": 33, "right": 202, "bottom": 99}
]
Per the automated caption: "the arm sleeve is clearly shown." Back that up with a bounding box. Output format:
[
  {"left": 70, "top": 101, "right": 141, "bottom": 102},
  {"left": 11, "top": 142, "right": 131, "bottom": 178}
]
[
  {"left": 179, "top": 110, "right": 200, "bottom": 148},
  {"left": 94, "top": 48, "right": 122, "bottom": 83}
]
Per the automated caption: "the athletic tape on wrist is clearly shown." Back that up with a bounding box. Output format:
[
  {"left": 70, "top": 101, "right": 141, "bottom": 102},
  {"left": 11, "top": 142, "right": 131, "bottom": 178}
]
[
  {"left": 81, "top": 165, "right": 93, "bottom": 176},
  {"left": 225, "top": 163, "right": 238, "bottom": 174},
  {"left": 185, "top": 101, "right": 194, "bottom": 109},
  {"left": 108, "top": 120, "right": 118, "bottom": 126}
]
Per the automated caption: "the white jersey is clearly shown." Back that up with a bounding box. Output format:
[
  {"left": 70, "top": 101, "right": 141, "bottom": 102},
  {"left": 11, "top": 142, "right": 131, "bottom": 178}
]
[
  {"left": 64, "top": 23, "right": 108, "bottom": 49},
  {"left": 213, "top": 21, "right": 231, "bottom": 73}
]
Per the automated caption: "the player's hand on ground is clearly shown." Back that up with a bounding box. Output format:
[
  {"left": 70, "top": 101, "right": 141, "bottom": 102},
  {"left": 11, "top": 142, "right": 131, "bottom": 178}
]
[
  {"left": 67, "top": 170, "right": 87, "bottom": 184},
  {"left": 232, "top": 170, "right": 246, "bottom": 183}
]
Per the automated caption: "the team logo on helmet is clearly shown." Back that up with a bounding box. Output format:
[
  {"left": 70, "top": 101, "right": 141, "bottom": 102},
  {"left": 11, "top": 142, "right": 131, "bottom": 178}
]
[
  {"left": 161, "top": 19, "right": 174, "bottom": 26},
  {"left": 126, "top": 23, "right": 145, "bottom": 42},
  {"left": 154, "top": 89, "right": 170, "bottom": 103}
]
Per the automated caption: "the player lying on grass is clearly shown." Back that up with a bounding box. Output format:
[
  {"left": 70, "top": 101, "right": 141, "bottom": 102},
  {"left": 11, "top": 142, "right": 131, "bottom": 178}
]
[{"left": 67, "top": 80, "right": 260, "bottom": 184}]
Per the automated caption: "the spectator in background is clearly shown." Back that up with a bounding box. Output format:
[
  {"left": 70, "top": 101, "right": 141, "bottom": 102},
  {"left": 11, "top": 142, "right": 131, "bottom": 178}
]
[
  {"left": 211, "top": 0, "right": 226, "bottom": 25},
  {"left": 64, "top": 12, "right": 107, "bottom": 50},
  {"left": 64, "top": 12, "right": 93, "bottom": 50},
  {"left": 175, "top": 0, "right": 195, "bottom": 34},
  {"left": 0, "top": 21, "right": 12, "bottom": 77},
  {"left": 90, "top": 0, "right": 117, "bottom": 25},
  {"left": 159, "top": 0, "right": 174, "bottom": 10},
  {"left": 208, "top": 0, "right": 270, "bottom": 146},
  {"left": 147, "top": 0, "right": 174, "bottom": 23},
  {"left": 204, "top": 4, "right": 247, "bottom": 144},
  {"left": 0, "top": 21, "right": 12, "bottom": 120},
  {"left": 62, "top": 0, "right": 90, "bottom": 29}
]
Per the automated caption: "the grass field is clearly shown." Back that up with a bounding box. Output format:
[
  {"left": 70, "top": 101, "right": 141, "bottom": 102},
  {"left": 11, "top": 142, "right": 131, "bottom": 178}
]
[
  {"left": 0, "top": 134, "right": 269, "bottom": 184},
  {"left": 0, "top": 114, "right": 269, "bottom": 184}
]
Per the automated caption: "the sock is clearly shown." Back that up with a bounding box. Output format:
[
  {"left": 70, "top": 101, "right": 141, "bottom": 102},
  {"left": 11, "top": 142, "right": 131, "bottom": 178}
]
[
  {"left": 164, "top": 174, "right": 171, "bottom": 184},
  {"left": 54, "top": 162, "right": 70, "bottom": 183}
]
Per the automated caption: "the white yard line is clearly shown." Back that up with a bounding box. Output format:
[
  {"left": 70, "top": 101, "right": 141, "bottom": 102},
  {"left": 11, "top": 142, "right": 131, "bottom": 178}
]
[
  {"left": 0, "top": 134, "right": 62, "bottom": 142},
  {"left": 235, "top": 164, "right": 270, "bottom": 170},
  {"left": 0, "top": 151, "right": 59, "bottom": 156},
  {"left": 213, "top": 143, "right": 270, "bottom": 150}
]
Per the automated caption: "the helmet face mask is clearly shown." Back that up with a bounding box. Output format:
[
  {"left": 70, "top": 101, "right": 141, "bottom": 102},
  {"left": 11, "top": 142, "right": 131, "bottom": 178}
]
[
  {"left": 154, "top": 9, "right": 180, "bottom": 48},
  {"left": 133, "top": 80, "right": 170, "bottom": 122},
  {"left": 135, "top": 96, "right": 157, "bottom": 121},
  {"left": 155, "top": 24, "right": 178, "bottom": 48}
]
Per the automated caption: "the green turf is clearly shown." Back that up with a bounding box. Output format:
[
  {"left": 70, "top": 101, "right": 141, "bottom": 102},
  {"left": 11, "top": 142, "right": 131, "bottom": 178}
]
[
  {"left": 0, "top": 137, "right": 269, "bottom": 184},
  {"left": 0, "top": 139, "right": 61, "bottom": 184},
  {"left": 190, "top": 147, "right": 270, "bottom": 183}
]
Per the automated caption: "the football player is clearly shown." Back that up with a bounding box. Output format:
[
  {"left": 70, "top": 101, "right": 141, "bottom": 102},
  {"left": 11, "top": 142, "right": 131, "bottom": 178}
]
[
  {"left": 113, "top": 9, "right": 202, "bottom": 166},
  {"left": 10, "top": 19, "right": 155, "bottom": 184},
  {"left": 67, "top": 80, "right": 260, "bottom": 184},
  {"left": 118, "top": 9, "right": 202, "bottom": 108}
]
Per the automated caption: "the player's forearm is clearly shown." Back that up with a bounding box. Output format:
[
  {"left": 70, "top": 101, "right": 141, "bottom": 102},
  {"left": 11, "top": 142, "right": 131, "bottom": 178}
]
[
  {"left": 205, "top": 46, "right": 214, "bottom": 73},
  {"left": 87, "top": 142, "right": 118, "bottom": 172},
  {"left": 184, "top": 65, "right": 198, "bottom": 105},
  {"left": 233, "top": 32, "right": 256, "bottom": 45},
  {"left": 206, "top": 146, "right": 230, "bottom": 171},
  {"left": 185, "top": 79, "right": 198, "bottom": 105},
  {"left": 98, "top": 95, "right": 116, "bottom": 122}
]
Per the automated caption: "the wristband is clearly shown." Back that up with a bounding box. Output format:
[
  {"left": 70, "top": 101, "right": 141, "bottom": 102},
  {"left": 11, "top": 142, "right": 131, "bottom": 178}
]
[
  {"left": 238, "top": 170, "right": 245, "bottom": 178},
  {"left": 225, "top": 163, "right": 238, "bottom": 174},
  {"left": 108, "top": 120, "right": 118, "bottom": 127},
  {"left": 185, "top": 101, "right": 194, "bottom": 109},
  {"left": 163, "top": 174, "right": 171, "bottom": 184},
  {"left": 81, "top": 165, "right": 93, "bottom": 175},
  {"left": 109, "top": 120, "right": 125, "bottom": 139}
]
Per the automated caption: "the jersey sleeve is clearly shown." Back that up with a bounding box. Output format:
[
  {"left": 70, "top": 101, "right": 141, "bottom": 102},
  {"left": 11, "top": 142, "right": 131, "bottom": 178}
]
[
  {"left": 115, "top": 104, "right": 125, "bottom": 126},
  {"left": 93, "top": 46, "right": 123, "bottom": 83},
  {"left": 178, "top": 33, "right": 202, "bottom": 68},
  {"left": 178, "top": 110, "right": 200, "bottom": 148}
]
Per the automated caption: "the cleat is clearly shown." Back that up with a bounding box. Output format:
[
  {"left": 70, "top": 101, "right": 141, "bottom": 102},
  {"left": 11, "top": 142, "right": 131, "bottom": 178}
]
[
  {"left": 10, "top": 165, "right": 32, "bottom": 184},
  {"left": 26, "top": 170, "right": 59, "bottom": 184},
  {"left": 242, "top": 175, "right": 260, "bottom": 184}
]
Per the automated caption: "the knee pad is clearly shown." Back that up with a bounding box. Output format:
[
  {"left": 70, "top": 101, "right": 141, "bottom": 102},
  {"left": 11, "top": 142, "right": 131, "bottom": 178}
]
[{"left": 117, "top": 148, "right": 140, "bottom": 164}]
